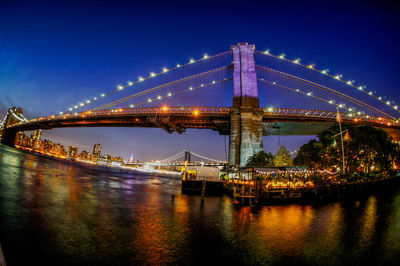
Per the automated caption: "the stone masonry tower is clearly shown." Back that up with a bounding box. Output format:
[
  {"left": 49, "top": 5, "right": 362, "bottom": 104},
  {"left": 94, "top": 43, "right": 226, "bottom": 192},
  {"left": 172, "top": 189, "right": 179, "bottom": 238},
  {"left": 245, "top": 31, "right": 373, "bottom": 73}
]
[{"left": 229, "top": 43, "right": 263, "bottom": 166}]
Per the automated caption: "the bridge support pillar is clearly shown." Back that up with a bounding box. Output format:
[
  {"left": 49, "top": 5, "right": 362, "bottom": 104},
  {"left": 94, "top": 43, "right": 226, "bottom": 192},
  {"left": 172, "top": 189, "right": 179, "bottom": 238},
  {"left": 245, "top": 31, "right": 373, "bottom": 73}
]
[
  {"left": 229, "top": 43, "right": 263, "bottom": 166},
  {"left": 1, "top": 129, "right": 18, "bottom": 147},
  {"left": 229, "top": 109, "right": 263, "bottom": 166},
  {"left": 0, "top": 107, "right": 23, "bottom": 147}
]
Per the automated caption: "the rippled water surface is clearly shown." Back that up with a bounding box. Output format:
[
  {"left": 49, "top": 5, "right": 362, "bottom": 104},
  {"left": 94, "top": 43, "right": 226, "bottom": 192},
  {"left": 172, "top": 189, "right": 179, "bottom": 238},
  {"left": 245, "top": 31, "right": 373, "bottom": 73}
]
[{"left": 0, "top": 144, "right": 400, "bottom": 265}]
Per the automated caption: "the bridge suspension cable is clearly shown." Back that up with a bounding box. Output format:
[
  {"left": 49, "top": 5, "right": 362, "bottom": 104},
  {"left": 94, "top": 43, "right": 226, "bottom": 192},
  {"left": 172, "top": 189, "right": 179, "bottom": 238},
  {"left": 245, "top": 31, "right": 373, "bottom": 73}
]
[
  {"left": 258, "top": 79, "right": 396, "bottom": 123},
  {"left": 158, "top": 150, "right": 186, "bottom": 162},
  {"left": 88, "top": 66, "right": 230, "bottom": 111},
  {"left": 255, "top": 49, "right": 400, "bottom": 116},
  {"left": 61, "top": 51, "right": 230, "bottom": 114},
  {"left": 157, "top": 150, "right": 224, "bottom": 163},
  {"left": 256, "top": 65, "right": 397, "bottom": 121},
  {"left": 125, "top": 78, "right": 232, "bottom": 108},
  {"left": 189, "top": 151, "right": 225, "bottom": 163}
]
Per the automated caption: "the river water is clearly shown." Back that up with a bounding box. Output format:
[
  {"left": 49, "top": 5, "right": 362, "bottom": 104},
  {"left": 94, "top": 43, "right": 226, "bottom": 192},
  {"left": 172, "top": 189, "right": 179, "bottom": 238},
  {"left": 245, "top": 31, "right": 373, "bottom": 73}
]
[{"left": 0, "top": 144, "right": 399, "bottom": 265}]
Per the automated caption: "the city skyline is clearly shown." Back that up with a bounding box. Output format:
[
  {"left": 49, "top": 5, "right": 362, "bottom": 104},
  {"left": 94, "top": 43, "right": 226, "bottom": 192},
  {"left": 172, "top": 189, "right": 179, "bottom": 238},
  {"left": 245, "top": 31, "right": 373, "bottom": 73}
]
[{"left": 1, "top": 0, "right": 399, "bottom": 161}]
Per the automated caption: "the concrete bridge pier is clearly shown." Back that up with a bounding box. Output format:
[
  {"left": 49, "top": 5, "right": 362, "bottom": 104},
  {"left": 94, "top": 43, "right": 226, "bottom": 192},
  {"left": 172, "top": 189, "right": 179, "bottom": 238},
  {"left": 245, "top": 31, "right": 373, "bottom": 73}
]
[
  {"left": 0, "top": 107, "right": 23, "bottom": 147},
  {"left": 229, "top": 107, "right": 263, "bottom": 166},
  {"left": 1, "top": 129, "right": 18, "bottom": 147},
  {"left": 229, "top": 43, "right": 263, "bottom": 166}
]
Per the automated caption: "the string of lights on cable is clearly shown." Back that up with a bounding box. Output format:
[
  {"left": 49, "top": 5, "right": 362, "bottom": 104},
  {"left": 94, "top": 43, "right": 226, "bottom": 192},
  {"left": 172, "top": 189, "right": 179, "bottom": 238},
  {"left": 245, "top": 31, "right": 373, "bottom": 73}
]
[
  {"left": 59, "top": 51, "right": 230, "bottom": 115},
  {"left": 256, "top": 49, "right": 400, "bottom": 116}
]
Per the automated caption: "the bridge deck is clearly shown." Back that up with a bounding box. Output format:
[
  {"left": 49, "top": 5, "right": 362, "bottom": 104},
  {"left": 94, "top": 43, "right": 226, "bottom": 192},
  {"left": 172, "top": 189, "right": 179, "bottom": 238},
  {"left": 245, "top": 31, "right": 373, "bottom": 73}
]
[{"left": 4, "top": 107, "right": 400, "bottom": 136}]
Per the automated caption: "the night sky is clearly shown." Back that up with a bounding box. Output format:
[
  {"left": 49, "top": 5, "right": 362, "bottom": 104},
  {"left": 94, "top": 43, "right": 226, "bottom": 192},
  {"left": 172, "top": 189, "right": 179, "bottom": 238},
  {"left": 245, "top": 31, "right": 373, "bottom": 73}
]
[{"left": 1, "top": 0, "right": 399, "bottom": 161}]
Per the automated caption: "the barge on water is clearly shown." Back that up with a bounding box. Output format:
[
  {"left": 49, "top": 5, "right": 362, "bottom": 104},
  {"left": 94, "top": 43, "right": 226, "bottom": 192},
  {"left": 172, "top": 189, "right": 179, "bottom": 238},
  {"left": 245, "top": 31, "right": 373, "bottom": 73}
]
[{"left": 181, "top": 165, "right": 224, "bottom": 196}]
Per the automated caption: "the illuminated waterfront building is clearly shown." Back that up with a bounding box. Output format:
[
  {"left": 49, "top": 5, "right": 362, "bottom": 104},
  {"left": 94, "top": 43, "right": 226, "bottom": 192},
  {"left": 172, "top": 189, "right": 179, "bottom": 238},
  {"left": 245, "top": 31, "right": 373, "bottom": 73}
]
[
  {"left": 93, "top": 143, "right": 101, "bottom": 158},
  {"left": 32, "top": 129, "right": 42, "bottom": 141},
  {"left": 67, "top": 146, "right": 78, "bottom": 158}
]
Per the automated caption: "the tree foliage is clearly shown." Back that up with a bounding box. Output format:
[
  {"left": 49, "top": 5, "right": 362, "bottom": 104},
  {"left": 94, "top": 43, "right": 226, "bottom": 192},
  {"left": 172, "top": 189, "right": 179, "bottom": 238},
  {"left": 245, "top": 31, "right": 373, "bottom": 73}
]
[
  {"left": 273, "top": 145, "right": 293, "bottom": 167},
  {"left": 294, "top": 124, "right": 400, "bottom": 172},
  {"left": 246, "top": 150, "right": 274, "bottom": 167}
]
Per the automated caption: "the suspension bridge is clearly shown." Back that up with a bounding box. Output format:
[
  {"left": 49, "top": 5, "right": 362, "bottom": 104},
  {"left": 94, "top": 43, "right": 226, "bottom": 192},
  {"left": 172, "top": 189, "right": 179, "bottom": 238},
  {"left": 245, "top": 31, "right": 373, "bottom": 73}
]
[{"left": 1, "top": 42, "right": 399, "bottom": 166}]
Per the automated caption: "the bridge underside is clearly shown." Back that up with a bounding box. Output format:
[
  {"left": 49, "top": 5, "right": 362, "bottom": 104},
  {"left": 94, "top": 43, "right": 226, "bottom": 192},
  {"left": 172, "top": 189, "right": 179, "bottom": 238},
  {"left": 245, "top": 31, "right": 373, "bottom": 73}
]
[
  {"left": 5, "top": 113, "right": 400, "bottom": 137},
  {"left": 262, "top": 121, "right": 334, "bottom": 135}
]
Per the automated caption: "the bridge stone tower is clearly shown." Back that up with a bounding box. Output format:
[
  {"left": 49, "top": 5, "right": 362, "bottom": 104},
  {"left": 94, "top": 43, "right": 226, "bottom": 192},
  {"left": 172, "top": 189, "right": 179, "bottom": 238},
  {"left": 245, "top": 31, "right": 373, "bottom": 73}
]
[
  {"left": 0, "top": 107, "right": 23, "bottom": 147},
  {"left": 229, "top": 43, "right": 263, "bottom": 166}
]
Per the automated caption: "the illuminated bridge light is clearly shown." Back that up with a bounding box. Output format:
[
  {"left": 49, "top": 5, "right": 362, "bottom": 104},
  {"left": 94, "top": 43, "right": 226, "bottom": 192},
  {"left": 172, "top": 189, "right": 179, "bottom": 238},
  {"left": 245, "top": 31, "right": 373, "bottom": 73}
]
[
  {"left": 162, "top": 106, "right": 168, "bottom": 111},
  {"left": 348, "top": 108, "right": 353, "bottom": 111},
  {"left": 395, "top": 106, "right": 398, "bottom": 110},
  {"left": 346, "top": 81, "right": 352, "bottom": 85},
  {"left": 189, "top": 58, "right": 195, "bottom": 64},
  {"left": 74, "top": 113, "right": 78, "bottom": 115},
  {"left": 293, "top": 58, "right": 300, "bottom": 64},
  {"left": 200, "top": 84, "right": 204, "bottom": 87},
  {"left": 80, "top": 103, "right": 84, "bottom": 106},
  {"left": 272, "top": 82, "right": 276, "bottom": 85},
  {"left": 267, "top": 107, "right": 273, "bottom": 112},
  {"left": 193, "top": 110, "right": 199, "bottom": 116},
  {"left": 386, "top": 101, "right": 391, "bottom": 105},
  {"left": 278, "top": 54, "right": 285, "bottom": 59},
  {"left": 264, "top": 49, "right": 270, "bottom": 55},
  {"left": 167, "top": 92, "right": 172, "bottom": 97},
  {"left": 157, "top": 96, "right": 162, "bottom": 100},
  {"left": 162, "top": 67, "right": 168, "bottom": 72},
  {"left": 127, "top": 81, "right": 133, "bottom": 85},
  {"left": 212, "top": 80, "right": 216, "bottom": 84},
  {"left": 138, "top": 77, "right": 144, "bottom": 81},
  {"left": 176, "top": 64, "right": 181, "bottom": 67},
  {"left": 296, "top": 89, "right": 300, "bottom": 92},
  {"left": 306, "top": 92, "right": 312, "bottom": 96},
  {"left": 69, "top": 108, "right": 73, "bottom": 111},
  {"left": 321, "top": 69, "right": 328, "bottom": 74},
  {"left": 358, "top": 86, "right": 363, "bottom": 90},
  {"left": 59, "top": 112, "right": 63, "bottom": 115},
  {"left": 203, "top": 54, "right": 209, "bottom": 59},
  {"left": 369, "top": 91, "right": 373, "bottom": 95},
  {"left": 86, "top": 100, "right": 90, "bottom": 103},
  {"left": 378, "top": 97, "right": 382, "bottom": 100},
  {"left": 189, "top": 86, "right": 193, "bottom": 90},
  {"left": 94, "top": 97, "right": 97, "bottom": 100},
  {"left": 307, "top": 64, "right": 315, "bottom": 69},
  {"left": 150, "top": 72, "right": 155, "bottom": 77},
  {"left": 148, "top": 99, "right": 152, "bottom": 102},
  {"left": 329, "top": 100, "right": 333, "bottom": 104},
  {"left": 130, "top": 104, "right": 134, "bottom": 108},
  {"left": 334, "top": 75, "right": 341, "bottom": 80},
  {"left": 118, "top": 85, "right": 123, "bottom": 90},
  {"left": 338, "top": 104, "right": 343, "bottom": 108},
  {"left": 101, "top": 93, "right": 105, "bottom": 97}
]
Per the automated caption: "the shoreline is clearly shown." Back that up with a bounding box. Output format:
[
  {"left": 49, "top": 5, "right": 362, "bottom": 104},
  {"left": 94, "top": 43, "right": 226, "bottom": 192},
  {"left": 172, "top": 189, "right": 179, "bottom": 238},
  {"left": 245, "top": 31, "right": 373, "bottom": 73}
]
[{"left": 14, "top": 145, "right": 181, "bottom": 177}]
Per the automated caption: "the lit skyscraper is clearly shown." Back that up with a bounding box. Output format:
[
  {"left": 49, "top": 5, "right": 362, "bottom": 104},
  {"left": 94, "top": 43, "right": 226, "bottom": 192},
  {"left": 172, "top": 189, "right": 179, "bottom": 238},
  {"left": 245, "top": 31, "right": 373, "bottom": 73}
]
[{"left": 93, "top": 143, "right": 101, "bottom": 158}]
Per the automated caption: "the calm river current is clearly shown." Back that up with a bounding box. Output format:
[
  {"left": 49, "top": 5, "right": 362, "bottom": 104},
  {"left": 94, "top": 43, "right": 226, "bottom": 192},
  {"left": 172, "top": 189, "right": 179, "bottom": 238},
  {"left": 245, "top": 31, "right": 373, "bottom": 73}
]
[{"left": 0, "top": 144, "right": 400, "bottom": 265}]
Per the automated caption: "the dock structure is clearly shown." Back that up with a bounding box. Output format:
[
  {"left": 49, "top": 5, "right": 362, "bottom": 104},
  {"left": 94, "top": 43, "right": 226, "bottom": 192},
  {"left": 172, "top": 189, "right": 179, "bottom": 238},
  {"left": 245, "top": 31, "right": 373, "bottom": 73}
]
[
  {"left": 222, "top": 168, "right": 400, "bottom": 204},
  {"left": 181, "top": 165, "right": 224, "bottom": 195}
]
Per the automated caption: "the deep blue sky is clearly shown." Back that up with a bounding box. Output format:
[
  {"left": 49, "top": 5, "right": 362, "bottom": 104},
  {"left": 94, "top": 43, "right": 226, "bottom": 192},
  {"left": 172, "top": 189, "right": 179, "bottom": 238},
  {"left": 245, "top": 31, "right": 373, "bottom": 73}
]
[{"left": 1, "top": 0, "right": 399, "bottom": 161}]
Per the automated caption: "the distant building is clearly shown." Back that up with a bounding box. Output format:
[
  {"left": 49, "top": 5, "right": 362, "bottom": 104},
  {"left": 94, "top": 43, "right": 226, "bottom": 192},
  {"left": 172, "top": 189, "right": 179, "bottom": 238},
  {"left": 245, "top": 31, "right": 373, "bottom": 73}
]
[
  {"left": 67, "top": 146, "right": 78, "bottom": 158},
  {"left": 129, "top": 153, "right": 134, "bottom": 163},
  {"left": 93, "top": 143, "right": 101, "bottom": 158},
  {"left": 32, "top": 129, "right": 42, "bottom": 141}
]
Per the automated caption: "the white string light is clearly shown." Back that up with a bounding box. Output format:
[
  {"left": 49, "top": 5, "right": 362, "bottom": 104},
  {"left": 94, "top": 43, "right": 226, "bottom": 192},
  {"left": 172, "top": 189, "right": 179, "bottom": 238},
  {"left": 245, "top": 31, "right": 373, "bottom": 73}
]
[
  {"left": 60, "top": 50, "right": 229, "bottom": 116},
  {"left": 257, "top": 49, "right": 400, "bottom": 115}
]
